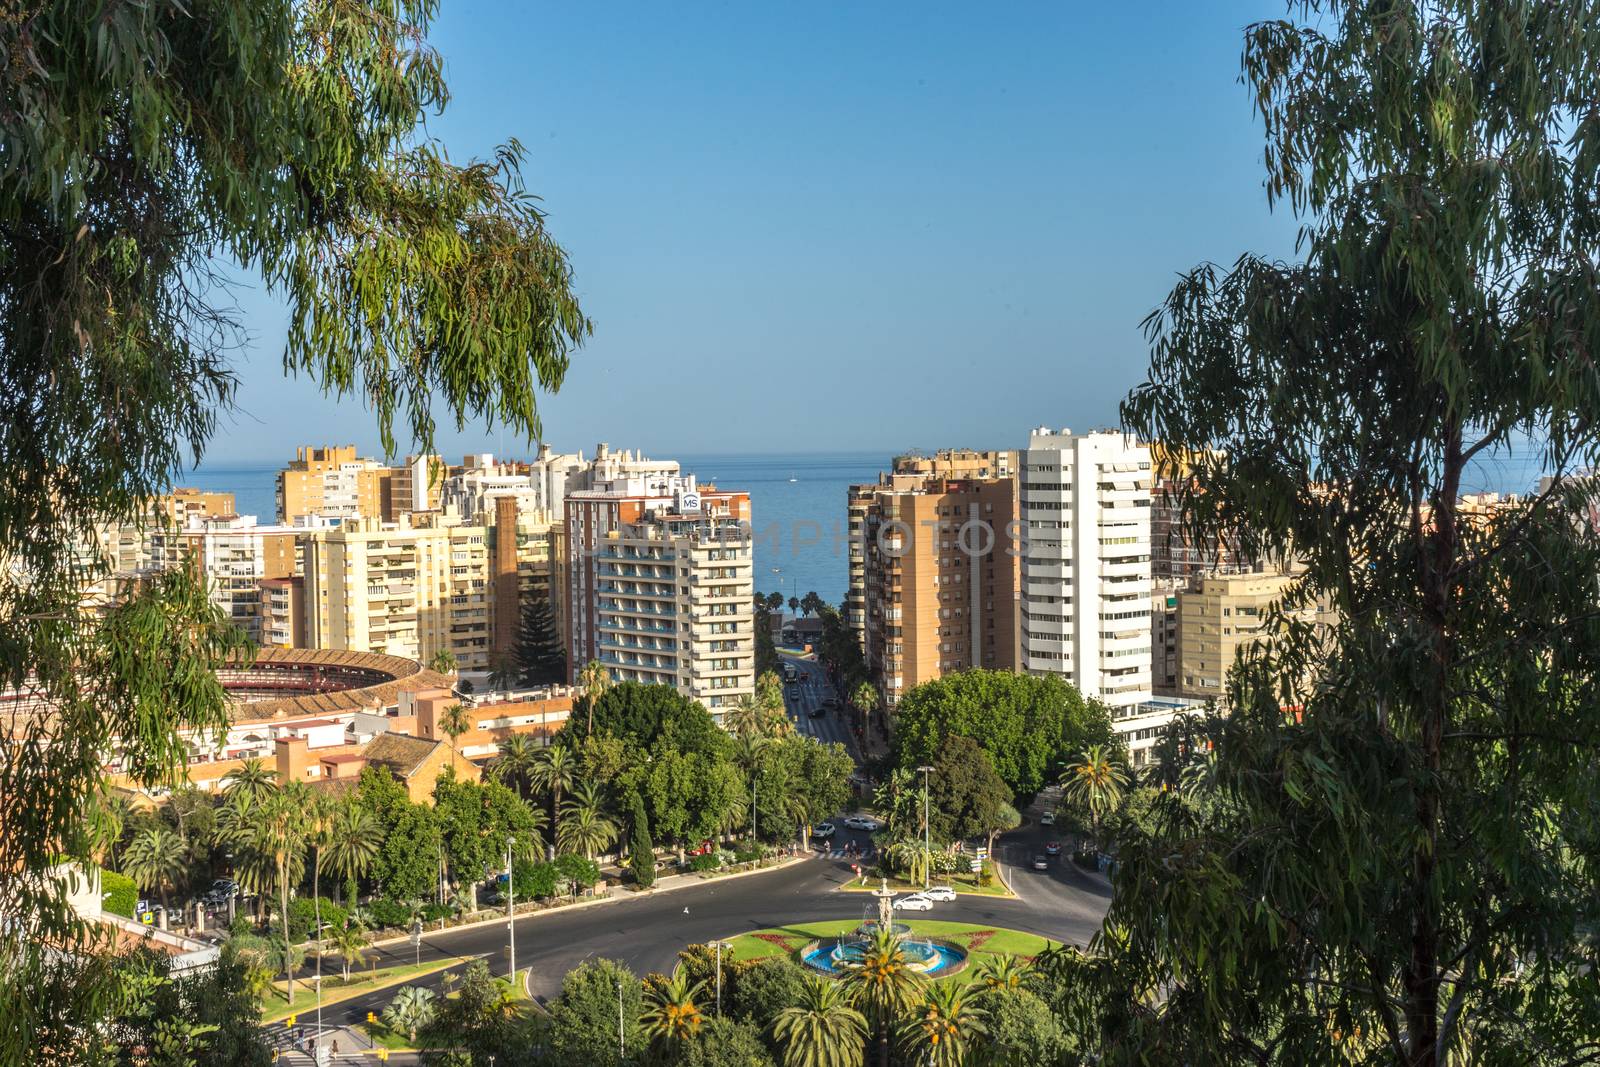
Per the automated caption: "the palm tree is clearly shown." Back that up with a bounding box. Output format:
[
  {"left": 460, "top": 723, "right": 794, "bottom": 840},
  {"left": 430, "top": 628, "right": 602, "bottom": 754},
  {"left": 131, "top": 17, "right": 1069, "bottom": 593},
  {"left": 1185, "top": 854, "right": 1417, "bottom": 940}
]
[
  {"left": 328, "top": 921, "right": 370, "bottom": 982},
  {"left": 254, "top": 785, "right": 309, "bottom": 1004},
  {"left": 221, "top": 757, "right": 277, "bottom": 803},
  {"left": 727, "top": 693, "right": 764, "bottom": 738},
  {"left": 898, "top": 980, "right": 986, "bottom": 1067},
  {"left": 383, "top": 985, "right": 437, "bottom": 1043},
  {"left": 439, "top": 703, "right": 473, "bottom": 764},
  {"left": 530, "top": 743, "right": 576, "bottom": 831},
  {"left": 488, "top": 651, "right": 520, "bottom": 692},
  {"left": 121, "top": 825, "right": 187, "bottom": 912},
  {"left": 559, "top": 781, "right": 618, "bottom": 860},
  {"left": 755, "top": 670, "right": 785, "bottom": 715},
  {"left": 972, "top": 954, "right": 1032, "bottom": 995},
  {"left": 841, "top": 926, "right": 926, "bottom": 1067},
  {"left": 773, "top": 974, "right": 868, "bottom": 1067},
  {"left": 493, "top": 734, "right": 539, "bottom": 799},
  {"left": 1060, "top": 744, "right": 1130, "bottom": 850},
  {"left": 322, "top": 799, "right": 382, "bottom": 907},
  {"left": 731, "top": 732, "right": 769, "bottom": 777},
  {"left": 304, "top": 791, "right": 335, "bottom": 917},
  {"left": 788, "top": 595, "right": 800, "bottom": 619},
  {"left": 576, "top": 659, "right": 611, "bottom": 735},
  {"left": 852, "top": 681, "right": 879, "bottom": 737},
  {"left": 640, "top": 970, "right": 707, "bottom": 1050},
  {"left": 428, "top": 648, "right": 457, "bottom": 674}
]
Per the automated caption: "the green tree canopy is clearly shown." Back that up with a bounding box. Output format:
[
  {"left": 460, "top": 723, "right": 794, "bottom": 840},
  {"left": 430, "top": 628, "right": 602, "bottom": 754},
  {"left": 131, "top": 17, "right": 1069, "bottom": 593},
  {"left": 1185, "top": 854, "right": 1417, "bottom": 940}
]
[
  {"left": 562, "top": 682, "right": 726, "bottom": 759},
  {"left": 892, "top": 670, "right": 1116, "bottom": 801},
  {"left": 1101, "top": 2, "right": 1600, "bottom": 1064},
  {"left": 542, "top": 958, "right": 643, "bottom": 1067},
  {"left": 925, "top": 734, "right": 1015, "bottom": 846},
  {"left": 0, "top": 0, "right": 587, "bottom": 1048}
]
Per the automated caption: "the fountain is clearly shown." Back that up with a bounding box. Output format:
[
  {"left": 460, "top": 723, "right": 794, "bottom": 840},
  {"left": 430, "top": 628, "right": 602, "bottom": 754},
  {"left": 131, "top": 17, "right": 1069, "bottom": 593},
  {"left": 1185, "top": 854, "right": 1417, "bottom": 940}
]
[{"left": 799, "top": 878, "right": 968, "bottom": 978}]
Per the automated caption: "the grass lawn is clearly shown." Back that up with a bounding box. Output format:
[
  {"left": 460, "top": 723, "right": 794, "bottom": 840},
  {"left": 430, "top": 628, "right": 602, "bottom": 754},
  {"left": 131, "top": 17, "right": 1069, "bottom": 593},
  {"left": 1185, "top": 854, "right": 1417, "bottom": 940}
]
[
  {"left": 835, "top": 862, "right": 1011, "bottom": 898},
  {"left": 722, "top": 920, "right": 1056, "bottom": 983},
  {"left": 260, "top": 957, "right": 466, "bottom": 1023}
]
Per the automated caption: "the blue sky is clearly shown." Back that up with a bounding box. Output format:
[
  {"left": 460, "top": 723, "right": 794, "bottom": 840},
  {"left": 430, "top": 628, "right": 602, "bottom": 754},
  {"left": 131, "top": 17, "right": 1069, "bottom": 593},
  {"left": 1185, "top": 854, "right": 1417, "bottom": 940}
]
[{"left": 206, "top": 1, "right": 1293, "bottom": 465}]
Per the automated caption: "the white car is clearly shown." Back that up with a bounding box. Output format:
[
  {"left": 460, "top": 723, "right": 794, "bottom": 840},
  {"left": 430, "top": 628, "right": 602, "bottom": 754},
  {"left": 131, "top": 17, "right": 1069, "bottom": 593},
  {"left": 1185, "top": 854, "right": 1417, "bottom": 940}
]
[
  {"left": 922, "top": 885, "right": 956, "bottom": 902},
  {"left": 1039, "top": 811, "right": 1056, "bottom": 826},
  {"left": 812, "top": 822, "right": 836, "bottom": 840},
  {"left": 842, "top": 815, "right": 881, "bottom": 832},
  {"left": 892, "top": 894, "right": 934, "bottom": 912}
]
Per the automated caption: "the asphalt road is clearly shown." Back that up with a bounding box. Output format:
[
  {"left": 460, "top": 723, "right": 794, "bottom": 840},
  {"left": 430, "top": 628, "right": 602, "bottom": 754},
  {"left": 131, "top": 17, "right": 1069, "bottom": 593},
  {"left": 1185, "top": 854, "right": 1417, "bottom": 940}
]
[
  {"left": 780, "top": 652, "right": 861, "bottom": 757},
  {"left": 297, "top": 835, "right": 1107, "bottom": 1031}
]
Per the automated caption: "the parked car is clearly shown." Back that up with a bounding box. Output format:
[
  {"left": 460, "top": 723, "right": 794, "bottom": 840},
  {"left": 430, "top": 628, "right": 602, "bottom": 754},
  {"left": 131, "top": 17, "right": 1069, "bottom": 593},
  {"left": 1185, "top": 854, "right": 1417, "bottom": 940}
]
[
  {"left": 808, "top": 706, "right": 826, "bottom": 719},
  {"left": 1032, "top": 854, "right": 1050, "bottom": 870},
  {"left": 202, "top": 879, "right": 238, "bottom": 905},
  {"left": 812, "top": 822, "right": 836, "bottom": 840},
  {"left": 842, "top": 815, "right": 881, "bottom": 832},
  {"left": 1039, "top": 811, "right": 1055, "bottom": 826},
  {"left": 922, "top": 885, "right": 957, "bottom": 902},
  {"left": 892, "top": 894, "right": 934, "bottom": 912},
  {"left": 1044, "top": 841, "right": 1061, "bottom": 856}
]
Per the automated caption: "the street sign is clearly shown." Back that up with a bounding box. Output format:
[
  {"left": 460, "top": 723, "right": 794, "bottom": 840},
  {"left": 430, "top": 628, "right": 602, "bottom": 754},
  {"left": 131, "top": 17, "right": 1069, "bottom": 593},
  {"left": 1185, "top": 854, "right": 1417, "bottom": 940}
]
[{"left": 409, "top": 920, "right": 423, "bottom": 948}]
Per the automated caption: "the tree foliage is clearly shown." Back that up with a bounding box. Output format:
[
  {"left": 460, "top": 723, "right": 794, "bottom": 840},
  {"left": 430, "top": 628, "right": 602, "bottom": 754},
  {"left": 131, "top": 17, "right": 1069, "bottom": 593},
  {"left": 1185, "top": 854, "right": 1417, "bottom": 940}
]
[
  {"left": 892, "top": 670, "right": 1116, "bottom": 802},
  {"left": 925, "top": 735, "right": 1015, "bottom": 847},
  {"left": 1103, "top": 2, "right": 1600, "bottom": 1064},
  {"left": 0, "top": 0, "right": 587, "bottom": 1052},
  {"left": 541, "top": 958, "right": 644, "bottom": 1067}
]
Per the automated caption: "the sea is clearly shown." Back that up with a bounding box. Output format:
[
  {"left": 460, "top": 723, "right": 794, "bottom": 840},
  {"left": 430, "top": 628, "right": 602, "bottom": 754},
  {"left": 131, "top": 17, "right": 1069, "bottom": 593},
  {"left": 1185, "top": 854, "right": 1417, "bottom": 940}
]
[{"left": 184, "top": 443, "right": 1552, "bottom": 610}]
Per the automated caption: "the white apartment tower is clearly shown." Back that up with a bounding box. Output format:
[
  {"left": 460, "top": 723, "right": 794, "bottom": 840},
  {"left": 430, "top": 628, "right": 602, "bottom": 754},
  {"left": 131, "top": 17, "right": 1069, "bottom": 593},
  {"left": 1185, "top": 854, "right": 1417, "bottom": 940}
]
[{"left": 1020, "top": 428, "right": 1153, "bottom": 709}]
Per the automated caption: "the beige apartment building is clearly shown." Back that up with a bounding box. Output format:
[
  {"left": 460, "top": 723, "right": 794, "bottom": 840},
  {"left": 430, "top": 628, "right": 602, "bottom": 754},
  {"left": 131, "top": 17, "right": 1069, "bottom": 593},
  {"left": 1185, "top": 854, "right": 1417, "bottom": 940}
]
[
  {"left": 157, "top": 489, "right": 237, "bottom": 527},
  {"left": 302, "top": 511, "right": 493, "bottom": 670},
  {"left": 276, "top": 445, "right": 393, "bottom": 523},
  {"left": 891, "top": 448, "right": 1018, "bottom": 480},
  {"left": 1175, "top": 567, "right": 1334, "bottom": 701},
  {"left": 854, "top": 472, "right": 1020, "bottom": 708},
  {"left": 489, "top": 495, "right": 564, "bottom": 662},
  {"left": 566, "top": 482, "right": 755, "bottom": 721}
]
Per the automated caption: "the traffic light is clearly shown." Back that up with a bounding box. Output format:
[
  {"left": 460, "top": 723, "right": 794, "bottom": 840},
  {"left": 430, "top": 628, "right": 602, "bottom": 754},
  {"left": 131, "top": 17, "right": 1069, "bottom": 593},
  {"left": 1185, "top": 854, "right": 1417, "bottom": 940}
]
[
  {"left": 367, "top": 1012, "right": 376, "bottom": 1024},
  {"left": 377, "top": 1050, "right": 389, "bottom": 1062},
  {"left": 285, "top": 1015, "right": 296, "bottom": 1027}
]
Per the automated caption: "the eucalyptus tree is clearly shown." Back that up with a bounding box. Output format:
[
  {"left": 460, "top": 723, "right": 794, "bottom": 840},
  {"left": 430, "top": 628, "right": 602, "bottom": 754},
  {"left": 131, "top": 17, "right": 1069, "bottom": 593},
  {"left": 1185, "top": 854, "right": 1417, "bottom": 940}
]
[
  {"left": 0, "top": 0, "right": 587, "bottom": 1054},
  {"left": 1109, "top": 2, "right": 1600, "bottom": 1063}
]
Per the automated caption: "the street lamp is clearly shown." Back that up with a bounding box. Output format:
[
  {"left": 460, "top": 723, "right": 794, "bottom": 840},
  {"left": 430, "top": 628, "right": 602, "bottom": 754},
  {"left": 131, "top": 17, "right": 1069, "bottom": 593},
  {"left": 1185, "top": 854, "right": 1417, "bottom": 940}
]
[
  {"left": 713, "top": 940, "right": 733, "bottom": 1017},
  {"left": 313, "top": 919, "right": 332, "bottom": 1040},
  {"left": 505, "top": 837, "right": 516, "bottom": 984},
  {"left": 617, "top": 974, "right": 626, "bottom": 1058},
  {"left": 917, "top": 765, "right": 934, "bottom": 890}
]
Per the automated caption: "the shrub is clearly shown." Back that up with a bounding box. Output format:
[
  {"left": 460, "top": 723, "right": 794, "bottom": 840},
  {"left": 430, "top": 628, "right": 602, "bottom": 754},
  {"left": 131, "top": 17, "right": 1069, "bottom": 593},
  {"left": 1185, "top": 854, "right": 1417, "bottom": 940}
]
[
  {"left": 732, "top": 849, "right": 760, "bottom": 865},
  {"left": 101, "top": 870, "right": 137, "bottom": 918},
  {"left": 690, "top": 854, "right": 721, "bottom": 872},
  {"left": 419, "top": 902, "right": 452, "bottom": 922},
  {"left": 286, "top": 897, "right": 347, "bottom": 941},
  {"left": 366, "top": 897, "right": 413, "bottom": 930},
  {"left": 555, "top": 853, "right": 601, "bottom": 891},
  {"left": 512, "top": 859, "right": 559, "bottom": 901}
]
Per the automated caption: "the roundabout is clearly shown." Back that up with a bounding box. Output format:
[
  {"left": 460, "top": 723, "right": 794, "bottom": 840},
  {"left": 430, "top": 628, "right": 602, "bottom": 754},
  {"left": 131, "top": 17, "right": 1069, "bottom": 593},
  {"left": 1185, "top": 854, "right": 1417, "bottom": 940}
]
[{"left": 723, "top": 918, "right": 1055, "bottom": 984}]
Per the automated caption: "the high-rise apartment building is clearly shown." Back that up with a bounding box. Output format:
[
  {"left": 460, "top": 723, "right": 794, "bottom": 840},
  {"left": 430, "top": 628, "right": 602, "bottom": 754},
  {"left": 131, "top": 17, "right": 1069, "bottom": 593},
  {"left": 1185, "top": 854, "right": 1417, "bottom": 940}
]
[
  {"left": 488, "top": 495, "right": 564, "bottom": 663},
  {"left": 846, "top": 450, "right": 1020, "bottom": 652},
  {"left": 276, "top": 445, "right": 393, "bottom": 524},
  {"left": 389, "top": 453, "right": 446, "bottom": 517},
  {"left": 302, "top": 511, "right": 492, "bottom": 669},
  {"left": 852, "top": 472, "right": 1019, "bottom": 707},
  {"left": 1149, "top": 444, "right": 1252, "bottom": 581},
  {"left": 565, "top": 480, "right": 754, "bottom": 721},
  {"left": 185, "top": 516, "right": 300, "bottom": 641},
  {"left": 1019, "top": 428, "right": 1153, "bottom": 709},
  {"left": 158, "top": 489, "right": 237, "bottom": 528}
]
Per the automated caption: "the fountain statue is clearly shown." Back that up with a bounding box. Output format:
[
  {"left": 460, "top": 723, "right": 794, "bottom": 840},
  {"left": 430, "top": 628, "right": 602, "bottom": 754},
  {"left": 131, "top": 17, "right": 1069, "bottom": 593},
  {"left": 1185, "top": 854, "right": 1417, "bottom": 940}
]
[{"left": 872, "top": 877, "right": 894, "bottom": 930}]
